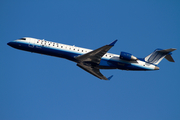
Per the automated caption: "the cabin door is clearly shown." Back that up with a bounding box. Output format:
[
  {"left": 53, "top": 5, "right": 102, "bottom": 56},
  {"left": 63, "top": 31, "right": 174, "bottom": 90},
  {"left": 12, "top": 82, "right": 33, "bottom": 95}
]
[{"left": 28, "top": 39, "right": 35, "bottom": 48}]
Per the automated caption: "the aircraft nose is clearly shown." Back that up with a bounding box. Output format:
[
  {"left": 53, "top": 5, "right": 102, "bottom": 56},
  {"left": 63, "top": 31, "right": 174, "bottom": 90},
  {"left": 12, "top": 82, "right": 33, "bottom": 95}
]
[
  {"left": 7, "top": 41, "right": 16, "bottom": 47},
  {"left": 154, "top": 66, "right": 160, "bottom": 70},
  {"left": 7, "top": 42, "right": 12, "bottom": 46}
]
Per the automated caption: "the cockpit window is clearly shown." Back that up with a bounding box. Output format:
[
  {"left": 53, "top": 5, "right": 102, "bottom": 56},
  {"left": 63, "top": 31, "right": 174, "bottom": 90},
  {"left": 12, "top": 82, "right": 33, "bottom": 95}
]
[{"left": 19, "top": 38, "right": 26, "bottom": 40}]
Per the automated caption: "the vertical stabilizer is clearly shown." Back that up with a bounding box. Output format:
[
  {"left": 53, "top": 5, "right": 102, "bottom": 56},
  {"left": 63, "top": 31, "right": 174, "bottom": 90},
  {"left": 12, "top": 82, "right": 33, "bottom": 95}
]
[{"left": 144, "top": 48, "right": 176, "bottom": 65}]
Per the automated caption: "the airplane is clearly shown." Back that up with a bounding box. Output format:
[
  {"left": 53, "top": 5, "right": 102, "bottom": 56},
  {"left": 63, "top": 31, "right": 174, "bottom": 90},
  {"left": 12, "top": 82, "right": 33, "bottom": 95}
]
[{"left": 7, "top": 37, "right": 176, "bottom": 80}]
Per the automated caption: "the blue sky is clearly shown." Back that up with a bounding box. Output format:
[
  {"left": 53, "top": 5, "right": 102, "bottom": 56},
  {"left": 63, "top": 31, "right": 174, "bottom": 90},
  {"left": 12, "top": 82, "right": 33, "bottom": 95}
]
[{"left": 1, "top": 0, "right": 180, "bottom": 120}]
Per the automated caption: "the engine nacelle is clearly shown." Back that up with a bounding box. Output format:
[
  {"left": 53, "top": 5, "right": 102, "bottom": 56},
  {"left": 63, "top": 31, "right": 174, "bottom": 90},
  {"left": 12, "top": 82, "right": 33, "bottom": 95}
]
[{"left": 120, "top": 52, "right": 138, "bottom": 61}]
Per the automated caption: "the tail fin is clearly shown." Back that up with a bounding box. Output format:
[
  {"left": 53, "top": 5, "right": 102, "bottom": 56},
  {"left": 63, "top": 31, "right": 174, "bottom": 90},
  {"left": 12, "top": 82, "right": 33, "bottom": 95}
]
[{"left": 144, "top": 48, "right": 176, "bottom": 65}]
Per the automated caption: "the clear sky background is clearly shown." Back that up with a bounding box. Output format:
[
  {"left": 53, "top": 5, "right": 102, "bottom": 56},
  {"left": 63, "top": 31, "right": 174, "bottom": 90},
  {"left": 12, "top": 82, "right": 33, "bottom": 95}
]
[{"left": 1, "top": 0, "right": 180, "bottom": 120}]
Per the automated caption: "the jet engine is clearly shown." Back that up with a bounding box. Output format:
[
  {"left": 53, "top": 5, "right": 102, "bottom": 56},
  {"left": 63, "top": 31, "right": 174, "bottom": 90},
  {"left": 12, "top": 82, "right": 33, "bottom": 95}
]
[{"left": 120, "top": 52, "right": 138, "bottom": 61}]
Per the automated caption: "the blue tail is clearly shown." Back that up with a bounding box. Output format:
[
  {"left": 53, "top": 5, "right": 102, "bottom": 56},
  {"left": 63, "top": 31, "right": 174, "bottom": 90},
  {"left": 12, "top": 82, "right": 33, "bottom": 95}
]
[{"left": 144, "top": 48, "right": 176, "bottom": 65}]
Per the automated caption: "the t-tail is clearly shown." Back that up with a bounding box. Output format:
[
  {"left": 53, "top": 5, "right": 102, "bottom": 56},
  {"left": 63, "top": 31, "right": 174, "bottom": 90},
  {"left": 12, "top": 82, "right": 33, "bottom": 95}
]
[{"left": 144, "top": 48, "right": 176, "bottom": 65}]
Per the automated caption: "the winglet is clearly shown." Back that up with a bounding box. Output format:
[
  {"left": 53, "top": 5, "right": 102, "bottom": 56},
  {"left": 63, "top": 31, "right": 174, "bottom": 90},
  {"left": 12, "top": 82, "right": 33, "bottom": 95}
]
[
  {"left": 107, "top": 75, "right": 113, "bottom": 80},
  {"left": 108, "top": 40, "right": 118, "bottom": 46}
]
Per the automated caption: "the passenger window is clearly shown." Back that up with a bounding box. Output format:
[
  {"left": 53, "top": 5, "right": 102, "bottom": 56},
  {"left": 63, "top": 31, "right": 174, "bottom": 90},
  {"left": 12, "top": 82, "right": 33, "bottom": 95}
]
[{"left": 19, "top": 38, "right": 26, "bottom": 40}]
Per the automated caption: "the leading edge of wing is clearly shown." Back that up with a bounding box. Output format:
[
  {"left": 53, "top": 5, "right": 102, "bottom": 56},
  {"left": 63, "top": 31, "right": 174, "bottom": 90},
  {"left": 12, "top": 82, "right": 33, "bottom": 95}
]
[{"left": 77, "top": 63, "right": 112, "bottom": 80}]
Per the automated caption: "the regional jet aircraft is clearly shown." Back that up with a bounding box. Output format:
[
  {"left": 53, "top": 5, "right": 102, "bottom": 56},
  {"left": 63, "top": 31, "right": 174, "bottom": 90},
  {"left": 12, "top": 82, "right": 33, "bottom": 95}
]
[{"left": 7, "top": 37, "right": 176, "bottom": 80}]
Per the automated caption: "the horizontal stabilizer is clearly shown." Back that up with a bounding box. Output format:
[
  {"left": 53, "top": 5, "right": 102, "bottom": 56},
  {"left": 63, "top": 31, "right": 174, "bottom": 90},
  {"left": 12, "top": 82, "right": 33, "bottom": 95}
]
[
  {"left": 165, "top": 54, "right": 175, "bottom": 62},
  {"left": 157, "top": 48, "right": 176, "bottom": 53}
]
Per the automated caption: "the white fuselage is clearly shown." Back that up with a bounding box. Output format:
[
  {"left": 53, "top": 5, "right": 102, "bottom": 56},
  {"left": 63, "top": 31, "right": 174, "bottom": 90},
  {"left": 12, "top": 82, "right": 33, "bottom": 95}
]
[{"left": 8, "top": 37, "right": 157, "bottom": 71}]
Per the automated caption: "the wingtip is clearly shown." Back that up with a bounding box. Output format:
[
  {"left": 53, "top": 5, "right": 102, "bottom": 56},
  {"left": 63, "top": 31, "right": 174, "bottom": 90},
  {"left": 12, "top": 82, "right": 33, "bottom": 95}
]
[
  {"left": 108, "top": 40, "right": 118, "bottom": 46},
  {"left": 107, "top": 75, "right": 113, "bottom": 80},
  {"left": 172, "top": 48, "right": 177, "bottom": 51}
]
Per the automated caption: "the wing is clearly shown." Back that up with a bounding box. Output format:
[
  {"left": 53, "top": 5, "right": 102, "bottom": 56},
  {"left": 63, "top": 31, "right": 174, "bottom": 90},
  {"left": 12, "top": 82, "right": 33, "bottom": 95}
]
[
  {"left": 75, "top": 40, "right": 117, "bottom": 65},
  {"left": 75, "top": 40, "right": 117, "bottom": 80},
  {"left": 77, "top": 63, "right": 109, "bottom": 80}
]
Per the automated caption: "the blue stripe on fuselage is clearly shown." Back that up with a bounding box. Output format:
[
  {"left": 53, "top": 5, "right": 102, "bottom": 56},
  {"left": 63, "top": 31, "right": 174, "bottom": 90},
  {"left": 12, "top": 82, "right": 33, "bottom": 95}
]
[
  {"left": 99, "top": 58, "right": 150, "bottom": 70},
  {"left": 10, "top": 41, "right": 81, "bottom": 62}
]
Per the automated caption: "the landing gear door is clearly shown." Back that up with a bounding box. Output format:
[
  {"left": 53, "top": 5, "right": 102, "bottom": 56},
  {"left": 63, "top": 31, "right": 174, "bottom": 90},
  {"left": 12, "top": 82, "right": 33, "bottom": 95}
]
[{"left": 28, "top": 38, "right": 35, "bottom": 48}]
